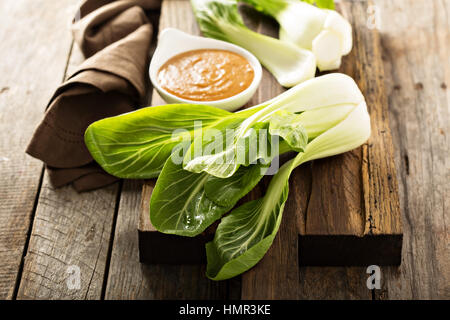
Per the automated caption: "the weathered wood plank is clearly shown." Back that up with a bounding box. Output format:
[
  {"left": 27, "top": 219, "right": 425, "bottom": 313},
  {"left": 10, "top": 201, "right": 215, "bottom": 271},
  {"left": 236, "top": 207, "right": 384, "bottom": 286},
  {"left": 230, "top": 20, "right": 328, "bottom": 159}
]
[
  {"left": 106, "top": 180, "right": 228, "bottom": 299},
  {"left": 16, "top": 43, "right": 121, "bottom": 300},
  {"left": 300, "top": 0, "right": 402, "bottom": 266},
  {"left": 0, "top": 0, "right": 78, "bottom": 299},
  {"left": 105, "top": 180, "right": 151, "bottom": 299},
  {"left": 296, "top": 0, "right": 401, "bottom": 299},
  {"left": 374, "top": 0, "right": 449, "bottom": 299},
  {"left": 299, "top": 267, "right": 371, "bottom": 300},
  {"left": 349, "top": 1, "right": 401, "bottom": 239},
  {"left": 106, "top": 1, "right": 230, "bottom": 299}
]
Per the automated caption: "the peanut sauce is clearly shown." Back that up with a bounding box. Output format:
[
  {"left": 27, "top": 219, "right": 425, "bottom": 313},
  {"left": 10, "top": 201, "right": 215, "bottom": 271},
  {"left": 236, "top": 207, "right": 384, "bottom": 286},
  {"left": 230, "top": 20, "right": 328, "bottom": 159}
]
[{"left": 157, "top": 49, "right": 254, "bottom": 101}]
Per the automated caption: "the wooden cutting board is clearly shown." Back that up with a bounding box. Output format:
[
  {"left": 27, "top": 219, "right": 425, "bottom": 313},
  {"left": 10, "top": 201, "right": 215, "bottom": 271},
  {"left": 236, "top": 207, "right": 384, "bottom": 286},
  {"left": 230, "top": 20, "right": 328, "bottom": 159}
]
[{"left": 139, "top": 0, "right": 402, "bottom": 297}]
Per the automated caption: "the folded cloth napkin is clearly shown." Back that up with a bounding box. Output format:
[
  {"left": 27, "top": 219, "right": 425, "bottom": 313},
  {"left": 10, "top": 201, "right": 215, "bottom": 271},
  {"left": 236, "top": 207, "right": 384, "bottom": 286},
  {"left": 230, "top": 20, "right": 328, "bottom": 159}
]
[{"left": 26, "top": 0, "right": 161, "bottom": 192}]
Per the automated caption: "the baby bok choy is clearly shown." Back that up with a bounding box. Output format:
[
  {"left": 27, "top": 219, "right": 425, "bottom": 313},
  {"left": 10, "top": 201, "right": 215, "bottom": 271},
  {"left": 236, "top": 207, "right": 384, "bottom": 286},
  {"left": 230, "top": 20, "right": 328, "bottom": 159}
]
[
  {"left": 243, "top": 0, "right": 352, "bottom": 71},
  {"left": 191, "top": 0, "right": 316, "bottom": 87},
  {"left": 149, "top": 73, "right": 369, "bottom": 245},
  {"left": 84, "top": 73, "right": 371, "bottom": 280}
]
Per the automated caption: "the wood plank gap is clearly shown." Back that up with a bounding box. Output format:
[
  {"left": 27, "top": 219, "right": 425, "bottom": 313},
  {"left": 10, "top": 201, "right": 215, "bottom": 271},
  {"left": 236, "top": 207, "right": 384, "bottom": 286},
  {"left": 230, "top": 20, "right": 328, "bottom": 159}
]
[
  {"left": 100, "top": 180, "right": 123, "bottom": 300},
  {"left": 362, "top": 144, "right": 373, "bottom": 235},
  {"left": 11, "top": 166, "right": 45, "bottom": 300}
]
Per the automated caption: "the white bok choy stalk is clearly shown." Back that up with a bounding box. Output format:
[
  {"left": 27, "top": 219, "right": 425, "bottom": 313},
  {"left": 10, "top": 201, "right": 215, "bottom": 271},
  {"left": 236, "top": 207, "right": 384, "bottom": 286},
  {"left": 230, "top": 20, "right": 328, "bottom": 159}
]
[
  {"left": 190, "top": 0, "right": 316, "bottom": 87},
  {"left": 206, "top": 99, "right": 371, "bottom": 280},
  {"left": 243, "top": 0, "right": 352, "bottom": 71},
  {"left": 183, "top": 73, "right": 364, "bottom": 179}
]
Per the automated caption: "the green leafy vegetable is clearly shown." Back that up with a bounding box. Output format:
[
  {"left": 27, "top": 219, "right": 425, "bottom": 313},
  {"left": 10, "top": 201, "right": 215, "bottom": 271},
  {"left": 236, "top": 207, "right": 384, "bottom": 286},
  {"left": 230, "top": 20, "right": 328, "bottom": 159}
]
[
  {"left": 206, "top": 157, "right": 292, "bottom": 280},
  {"left": 151, "top": 73, "right": 366, "bottom": 240},
  {"left": 150, "top": 152, "right": 230, "bottom": 236},
  {"left": 84, "top": 104, "right": 231, "bottom": 178},
  {"left": 243, "top": 0, "right": 352, "bottom": 71},
  {"left": 204, "top": 162, "right": 269, "bottom": 207},
  {"left": 206, "top": 100, "right": 371, "bottom": 280},
  {"left": 182, "top": 113, "right": 252, "bottom": 179},
  {"left": 191, "top": 0, "right": 316, "bottom": 87},
  {"left": 84, "top": 103, "right": 268, "bottom": 179},
  {"left": 151, "top": 135, "right": 293, "bottom": 236},
  {"left": 150, "top": 154, "right": 271, "bottom": 236},
  {"left": 268, "top": 111, "right": 308, "bottom": 151}
]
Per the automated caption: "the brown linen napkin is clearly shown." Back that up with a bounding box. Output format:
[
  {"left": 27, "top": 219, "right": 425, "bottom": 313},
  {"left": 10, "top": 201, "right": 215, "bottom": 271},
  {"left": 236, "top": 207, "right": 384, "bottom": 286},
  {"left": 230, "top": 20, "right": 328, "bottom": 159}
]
[
  {"left": 73, "top": 0, "right": 161, "bottom": 57},
  {"left": 26, "top": 0, "right": 161, "bottom": 192}
]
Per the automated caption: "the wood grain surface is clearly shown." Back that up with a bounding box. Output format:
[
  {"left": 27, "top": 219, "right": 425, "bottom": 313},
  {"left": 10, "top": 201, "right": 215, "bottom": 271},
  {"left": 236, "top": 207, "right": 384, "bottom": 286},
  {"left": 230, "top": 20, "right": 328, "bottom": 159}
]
[
  {"left": 0, "top": 0, "right": 79, "bottom": 299},
  {"left": 17, "top": 174, "right": 119, "bottom": 299},
  {"left": 0, "top": 0, "right": 447, "bottom": 300},
  {"left": 16, "top": 42, "right": 121, "bottom": 299},
  {"left": 296, "top": 0, "right": 402, "bottom": 267},
  {"left": 374, "top": 0, "right": 449, "bottom": 299}
]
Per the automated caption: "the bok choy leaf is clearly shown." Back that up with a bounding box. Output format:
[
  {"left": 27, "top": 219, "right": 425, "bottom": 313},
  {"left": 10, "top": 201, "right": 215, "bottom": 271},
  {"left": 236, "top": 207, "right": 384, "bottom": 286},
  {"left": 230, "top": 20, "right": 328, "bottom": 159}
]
[
  {"left": 206, "top": 100, "right": 371, "bottom": 280},
  {"left": 149, "top": 152, "right": 230, "bottom": 237},
  {"left": 150, "top": 154, "right": 270, "bottom": 236},
  {"left": 84, "top": 104, "right": 258, "bottom": 179},
  {"left": 151, "top": 136, "right": 296, "bottom": 236},
  {"left": 191, "top": 0, "right": 316, "bottom": 87},
  {"left": 206, "top": 156, "right": 292, "bottom": 280}
]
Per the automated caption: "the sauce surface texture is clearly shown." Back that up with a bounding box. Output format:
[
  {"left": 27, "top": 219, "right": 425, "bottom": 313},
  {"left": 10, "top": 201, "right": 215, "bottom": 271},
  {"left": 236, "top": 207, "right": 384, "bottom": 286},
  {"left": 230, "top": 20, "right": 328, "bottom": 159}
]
[{"left": 157, "top": 49, "right": 254, "bottom": 101}]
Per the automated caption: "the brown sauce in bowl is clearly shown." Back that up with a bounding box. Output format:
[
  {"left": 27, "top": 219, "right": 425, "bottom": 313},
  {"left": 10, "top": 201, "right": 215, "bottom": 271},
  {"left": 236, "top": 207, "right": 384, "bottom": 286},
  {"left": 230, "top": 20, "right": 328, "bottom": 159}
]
[{"left": 157, "top": 49, "right": 254, "bottom": 101}]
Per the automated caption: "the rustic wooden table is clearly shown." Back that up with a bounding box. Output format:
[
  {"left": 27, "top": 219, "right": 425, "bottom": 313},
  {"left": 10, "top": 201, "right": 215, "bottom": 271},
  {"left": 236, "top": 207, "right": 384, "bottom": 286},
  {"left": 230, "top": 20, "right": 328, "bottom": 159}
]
[{"left": 0, "top": 0, "right": 448, "bottom": 300}]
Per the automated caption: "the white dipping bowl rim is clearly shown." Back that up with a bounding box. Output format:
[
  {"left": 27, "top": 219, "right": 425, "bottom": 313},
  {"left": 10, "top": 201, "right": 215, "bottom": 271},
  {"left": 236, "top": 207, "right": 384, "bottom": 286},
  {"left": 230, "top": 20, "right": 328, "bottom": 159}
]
[{"left": 149, "top": 28, "right": 262, "bottom": 111}]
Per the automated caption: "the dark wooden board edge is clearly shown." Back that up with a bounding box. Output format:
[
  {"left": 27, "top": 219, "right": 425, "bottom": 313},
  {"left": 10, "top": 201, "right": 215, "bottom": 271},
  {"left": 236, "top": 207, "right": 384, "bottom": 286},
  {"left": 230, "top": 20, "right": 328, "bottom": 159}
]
[
  {"left": 139, "top": 230, "right": 207, "bottom": 264},
  {"left": 138, "top": 227, "right": 402, "bottom": 266},
  {"left": 298, "top": 234, "right": 402, "bottom": 266}
]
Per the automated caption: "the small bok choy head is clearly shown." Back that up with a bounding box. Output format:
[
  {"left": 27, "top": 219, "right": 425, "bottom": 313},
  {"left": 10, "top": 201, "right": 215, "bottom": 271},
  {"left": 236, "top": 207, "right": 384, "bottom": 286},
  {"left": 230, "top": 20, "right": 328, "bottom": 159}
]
[
  {"left": 191, "top": 0, "right": 316, "bottom": 87},
  {"left": 206, "top": 98, "right": 371, "bottom": 281},
  {"left": 243, "top": 0, "right": 352, "bottom": 71}
]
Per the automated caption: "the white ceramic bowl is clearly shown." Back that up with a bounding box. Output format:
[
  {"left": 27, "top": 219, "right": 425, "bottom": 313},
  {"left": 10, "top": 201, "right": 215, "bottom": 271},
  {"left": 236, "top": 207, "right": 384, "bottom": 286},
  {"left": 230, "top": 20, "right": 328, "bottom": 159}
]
[{"left": 149, "top": 28, "right": 262, "bottom": 112}]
